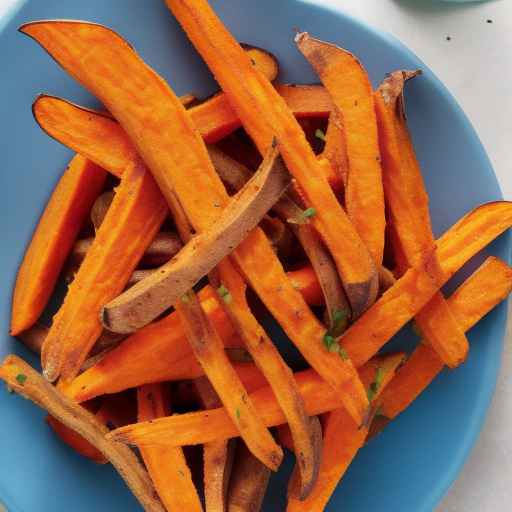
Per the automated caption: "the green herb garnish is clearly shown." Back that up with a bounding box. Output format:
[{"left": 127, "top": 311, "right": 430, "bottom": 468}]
[
  {"left": 287, "top": 207, "right": 317, "bottom": 225},
  {"left": 235, "top": 408, "right": 241, "bottom": 419},
  {"left": 339, "top": 347, "right": 349, "bottom": 361},
  {"left": 217, "top": 284, "right": 232, "bottom": 304},
  {"left": 367, "top": 367, "right": 384, "bottom": 402},
  {"left": 315, "top": 129, "right": 326, "bottom": 142},
  {"left": 15, "top": 374, "right": 27, "bottom": 386},
  {"left": 330, "top": 308, "right": 349, "bottom": 337},
  {"left": 323, "top": 333, "right": 336, "bottom": 350}
]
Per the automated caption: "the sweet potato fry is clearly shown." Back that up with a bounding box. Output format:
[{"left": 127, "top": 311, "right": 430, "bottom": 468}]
[
  {"left": 319, "top": 107, "right": 348, "bottom": 190},
  {"left": 378, "top": 257, "right": 512, "bottom": 423},
  {"left": 227, "top": 441, "right": 271, "bottom": 512},
  {"left": 375, "top": 69, "right": 469, "bottom": 368},
  {"left": 72, "top": 232, "right": 183, "bottom": 268},
  {"left": 287, "top": 353, "right": 405, "bottom": 511},
  {"left": 41, "top": 160, "right": 168, "bottom": 382},
  {"left": 22, "top": 20, "right": 368, "bottom": 425},
  {"left": 0, "top": 355, "right": 165, "bottom": 512},
  {"left": 137, "top": 384, "right": 203, "bottom": 511},
  {"left": 164, "top": 0, "right": 379, "bottom": 317},
  {"left": 340, "top": 201, "right": 512, "bottom": 367},
  {"left": 241, "top": 43, "right": 279, "bottom": 82},
  {"left": 10, "top": 155, "right": 106, "bottom": 336},
  {"left": 176, "top": 289, "right": 283, "bottom": 471},
  {"left": 195, "top": 377, "right": 235, "bottom": 512},
  {"left": 211, "top": 258, "right": 319, "bottom": 498},
  {"left": 107, "top": 354, "right": 402, "bottom": 447},
  {"left": 102, "top": 145, "right": 290, "bottom": 332},
  {"left": 296, "top": 33, "right": 385, "bottom": 265},
  {"left": 209, "top": 147, "right": 350, "bottom": 330}
]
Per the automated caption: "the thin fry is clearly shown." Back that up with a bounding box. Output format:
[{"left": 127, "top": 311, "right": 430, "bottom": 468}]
[
  {"left": 176, "top": 289, "right": 283, "bottom": 471},
  {"left": 137, "top": 384, "right": 203, "bottom": 511},
  {"left": 10, "top": 155, "right": 106, "bottom": 335},
  {"left": 375, "top": 69, "right": 468, "bottom": 368},
  {"left": 0, "top": 355, "right": 164, "bottom": 512}
]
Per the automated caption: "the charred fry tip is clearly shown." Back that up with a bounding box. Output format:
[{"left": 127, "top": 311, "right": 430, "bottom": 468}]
[{"left": 294, "top": 31, "right": 308, "bottom": 44}]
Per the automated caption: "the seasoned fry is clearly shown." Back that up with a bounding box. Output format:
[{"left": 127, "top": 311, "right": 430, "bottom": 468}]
[
  {"left": 378, "top": 257, "right": 512, "bottom": 423},
  {"left": 164, "top": 0, "right": 379, "bottom": 317},
  {"left": 107, "top": 354, "right": 401, "bottom": 447},
  {"left": 102, "top": 145, "right": 290, "bottom": 332},
  {"left": 0, "top": 355, "right": 165, "bottom": 512},
  {"left": 176, "top": 289, "right": 283, "bottom": 471},
  {"left": 209, "top": 147, "right": 350, "bottom": 330},
  {"left": 287, "top": 353, "right": 405, "bottom": 511},
  {"left": 341, "top": 201, "right": 512, "bottom": 367},
  {"left": 211, "top": 259, "right": 319, "bottom": 498},
  {"left": 296, "top": 33, "right": 385, "bottom": 265},
  {"left": 195, "top": 377, "right": 235, "bottom": 512},
  {"left": 10, "top": 155, "right": 106, "bottom": 336},
  {"left": 375, "top": 69, "right": 469, "bottom": 368},
  {"left": 137, "top": 384, "right": 203, "bottom": 511},
  {"left": 227, "top": 441, "right": 271, "bottom": 512},
  {"left": 41, "top": 161, "right": 168, "bottom": 382},
  {"left": 22, "top": 20, "right": 368, "bottom": 425}
]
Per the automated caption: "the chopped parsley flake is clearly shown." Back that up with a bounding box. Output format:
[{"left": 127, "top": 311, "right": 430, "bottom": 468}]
[
  {"left": 287, "top": 208, "right": 317, "bottom": 225},
  {"left": 235, "top": 408, "right": 241, "bottom": 419},
  {"left": 315, "top": 129, "right": 326, "bottom": 142},
  {"left": 16, "top": 374, "right": 27, "bottom": 386},
  {"left": 367, "top": 367, "right": 384, "bottom": 401},
  {"left": 217, "top": 284, "right": 232, "bottom": 304},
  {"left": 339, "top": 347, "right": 349, "bottom": 361}
]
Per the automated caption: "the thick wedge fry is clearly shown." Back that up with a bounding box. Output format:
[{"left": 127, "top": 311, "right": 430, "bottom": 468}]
[
  {"left": 164, "top": 1, "right": 379, "bottom": 316},
  {"left": 11, "top": 155, "right": 106, "bottom": 335},
  {"left": 378, "top": 257, "right": 512, "bottom": 423},
  {"left": 296, "top": 33, "right": 385, "bottom": 265},
  {"left": 103, "top": 145, "right": 290, "bottom": 332},
  {"left": 340, "top": 201, "right": 512, "bottom": 367},
  {"left": 107, "top": 354, "right": 403, "bottom": 447},
  {"left": 0, "top": 355, "right": 164, "bottom": 512},
  {"left": 176, "top": 290, "right": 282, "bottom": 471},
  {"left": 41, "top": 161, "right": 168, "bottom": 382},
  {"left": 287, "top": 353, "right": 405, "bottom": 512},
  {"left": 137, "top": 384, "right": 203, "bottom": 511},
  {"left": 22, "top": 20, "right": 368, "bottom": 425},
  {"left": 375, "top": 70, "right": 469, "bottom": 368}
]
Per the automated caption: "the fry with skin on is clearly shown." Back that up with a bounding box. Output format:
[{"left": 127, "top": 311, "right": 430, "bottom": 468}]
[
  {"left": 10, "top": 155, "right": 106, "bottom": 335},
  {"left": 0, "top": 355, "right": 165, "bottom": 512},
  {"left": 68, "top": 200, "right": 512, "bottom": 403},
  {"left": 195, "top": 377, "right": 235, "bottom": 512},
  {"left": 107, "top": 353, "right": 404, "bottom": 448},
  {"left": 102, "top": 145, "right": 291, "bottom": 332},
  {"left": 287, "top": 353, "right": 405, "bottom": 511},
  {"left": 377, "top": 257, "right": 512, "bottom": 425},
  {"left": 137, "top": 384, "right": 203, "bottom": 511},
  {"left": 296, "top": 33, "right": 385, "bottom": 265},
  {"left": 164, "top": 0, "right": 379, "bottom": 317},
  {"left": 227, "top": 441, "right": 271, "bottom": 512},
  {"left": 176, "top": 289, "right": 283, "bottom": 471},
  {"left": 375, "top": 69, "right": 469, "bottom": 368},
  {"left": 21, "top": 20, "right": 368, "bottom": 425},
  {"left": 63, "top": 266, "right": 321, "bottom": 403},
  {"left": 41, "top": 160, "right": 168, "bottom": 382}
]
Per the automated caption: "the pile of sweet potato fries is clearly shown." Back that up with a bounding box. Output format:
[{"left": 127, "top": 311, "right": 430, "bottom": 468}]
[{"left": 3, "top": 1, "right": 512, "bottom": 510}]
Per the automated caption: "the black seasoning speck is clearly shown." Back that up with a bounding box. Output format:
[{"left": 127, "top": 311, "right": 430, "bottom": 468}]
[
  {"left": 446, "top": 36, "right": 451, "bottom": 41},
  {"left": 487, "top": 19, "right": 493, "bottom": 24}
]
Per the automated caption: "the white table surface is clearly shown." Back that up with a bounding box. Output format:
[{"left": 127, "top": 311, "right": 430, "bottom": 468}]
[{"left": 1, "top": 0, "right": 511, "bottom": 511}]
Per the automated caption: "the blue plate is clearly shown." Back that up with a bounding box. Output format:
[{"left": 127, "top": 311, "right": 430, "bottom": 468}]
[{"left": 0, "top": 1, "right": 509, "bottom": 511}]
